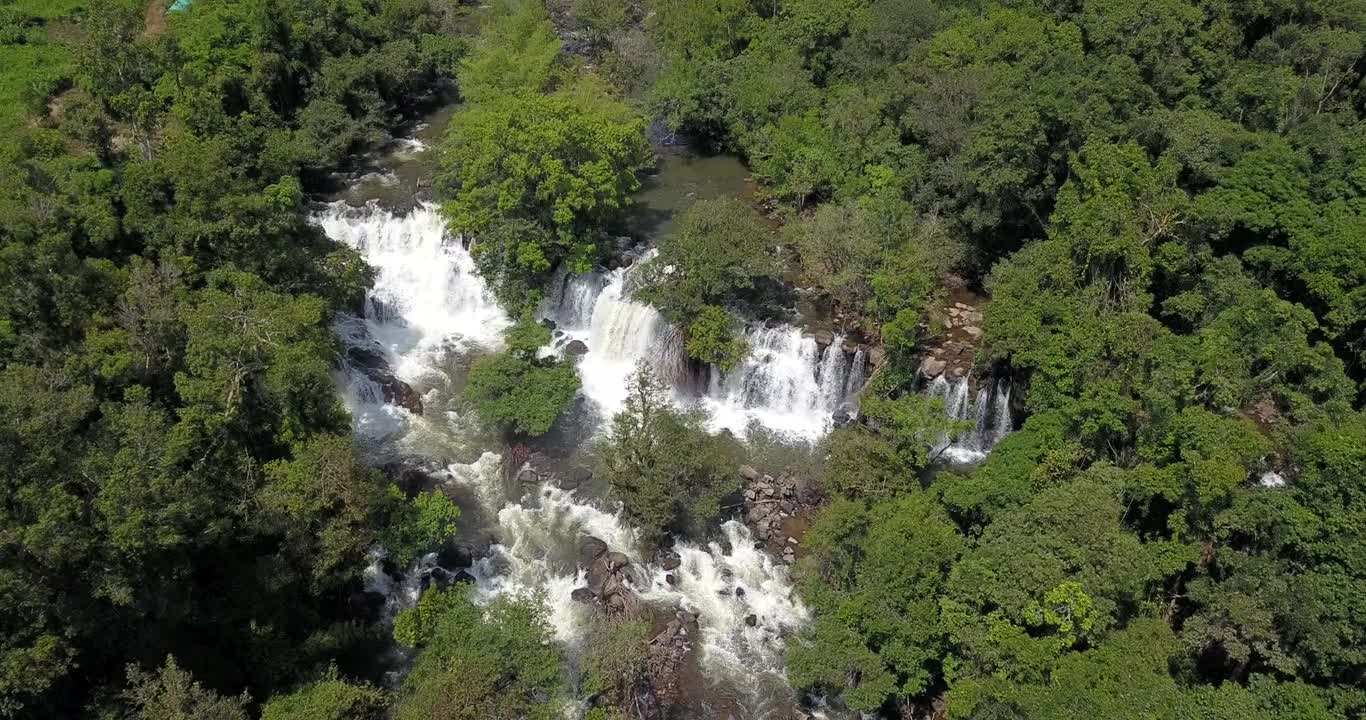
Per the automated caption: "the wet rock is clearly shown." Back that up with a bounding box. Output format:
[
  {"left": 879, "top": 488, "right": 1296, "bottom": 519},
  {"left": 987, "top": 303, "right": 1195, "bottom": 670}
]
[
  {"left": 735, "top": 586, "right": 746, "bottom": 598},
  {"left": 540, "top": 318, "right": 557, "bottom": 331},
  {"left": 565, "top": 339, "right": 589, "bottom": 357},
  {"left": 560, "top": 466, "right": 591, "bottom": 491},
  {"left": 738, "top": 464, "right": 761, "bottom": 481},
  {"left": 606, "top": 551, "right": 630, "bottom": 571},
  {"left": 345, "top": 346, "right": 388, "bottom": 370},
  {"left": 921, "top": 356, "right": 947, "bottom": 377},
  {"left": 657, "top": 550, "right": 681, "bottom": 571},
  {"left": 665, "top": 573, "right": 677, "bottom": 586},
  {"left": 515, "top": 465, "right": 539, "bottom": 487},
  {"left": 571, "top": 587, "right": 594, "bottom": 604},
  {"left": 812, "top": 330, "right": 834, "bottom": 348},
  {"left": 579, "top": 536, "right": 608, "bottom": 566},
  {"left": 842, "top": 337, "right": 860, "bottom": 353},
  {"left": 744, "top": 614, "right": 758, "bottom": 627}
]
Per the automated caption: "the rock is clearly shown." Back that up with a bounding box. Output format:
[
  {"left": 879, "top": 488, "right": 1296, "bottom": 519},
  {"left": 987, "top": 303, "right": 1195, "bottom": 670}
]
[
  {"left": 345, "top": 346, "right": 388, "bottom": 370},
  {"left": 744, "top": 614, "right": 758, "bottom": 627},
  {"left": 735, "top": 586, "right": 746, "bottom": 598},
  {"left": 540, "top": 318, "right": 557, "bottom": 331},
  {"left": 921, "top": 356, "right": 947, "bottom": 377},
  {"left": 747, "top": 506, "right": 768, "bottom": 523},
  {"left": 744, "top": 488, "right": 757, "bottom": 501},
  {"left": 717, "top": 588, "right": 732, "bottom": 597},
  {"left": 812, "top": 330, "right": 834, "bottom": 348},
  {"left": 515, "top": 465, "right": 538, "bottom": 486},
  {"left": 565, "top": 339, "right": 589, "bottom": 357},
  {"left": 665, "top": 573, "right": 677, "bottom": 586},
  {"left": 606, "top": 551, "right": 630, "bottom": 572},
  {"left": 608, "top": 593, "right": 627, "bottom": 609},
  {"left": 561, "top": 467, "right": 591, "bottom": 491},
  {"left": 739, "top": 464, "right": 761, "bottom": 481},
  {"left": 382, "top": 377, "right": 424, "bottom": 415},
  {"left": 955, "top": 302, "right": 971, "bottom": 310},
  {"left": 832, "top": 409, "right": 853, "bottom": 427},
  {"left": 842, "top": 337, "right": 860, "bottom": 353},
  {"left": 787, "top": 537, "right": 799, "bottom": 545},
  {"left": 657, "top": 550, "right": 681, "bottom": 571},
  {"left": 869, "top": 346, "right": 887, "bottom": 368},
  {"left": 571, "top": 587, "right": 594, "bottom": 604},
  {"left": 579, "top": 536, "right": 608, "bottom": 566},
  {"left": 962, "top": 325, "right": 983, "bottom": 339},
  {"left": 779, "top": 500, "right": 794, "bottom": 513},
  {"left": 761, "top": 486, "right": 776, "bottom": 498}
]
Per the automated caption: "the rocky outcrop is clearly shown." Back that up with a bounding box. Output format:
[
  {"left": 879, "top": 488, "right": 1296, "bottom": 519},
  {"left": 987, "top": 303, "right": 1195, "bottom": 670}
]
[
  {"left": 740, "top": 468, "right": 822, "bottom": 563},
  {"left": 919, "top": 281, "right": 988, "bottom": 380},
  {"left": 346, "top": 346, "right": 424, "bottom": 415},
  {"left": 573, "top": 536, "right": 641, "bottom": 616}
]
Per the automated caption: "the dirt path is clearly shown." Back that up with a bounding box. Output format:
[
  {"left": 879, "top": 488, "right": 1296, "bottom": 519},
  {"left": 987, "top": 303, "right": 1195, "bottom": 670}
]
[{"left": 143, "top": 0, "right": 167, "bottom": 38}]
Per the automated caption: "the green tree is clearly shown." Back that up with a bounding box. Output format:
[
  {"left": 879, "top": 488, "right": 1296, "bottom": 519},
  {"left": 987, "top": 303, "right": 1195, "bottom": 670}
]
[
  {"left": 464, "top": 316, "right": 581, "bottom": 436},
  {"left": 393, "top": 587, "right": 563, "bottom": 720},
  {"left": 595, "top": 366, "right": 740, "bottom": 545},
  {"left": 123, "top": 657, "right": 250, "bottom": 720},
  {"left": 261, "top": 669, "right": 387, "bottom": 720}
]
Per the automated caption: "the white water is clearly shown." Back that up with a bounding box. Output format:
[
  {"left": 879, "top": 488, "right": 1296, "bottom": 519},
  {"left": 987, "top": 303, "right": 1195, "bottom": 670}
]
[
  {"left": 320, "top": 201, "right": 815, "bottom": 717},
  {"left": 923, "top": 370, "right": 1013, "bottom": 464},
  {"left": 540, "top": 259, "right": 867, "bottom": 442}
]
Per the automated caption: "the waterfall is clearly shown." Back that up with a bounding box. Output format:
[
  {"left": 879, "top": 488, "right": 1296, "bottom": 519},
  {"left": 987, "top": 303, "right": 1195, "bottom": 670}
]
[
  {"left": 319, "top": 200, "right": 815, "bottom": 718},
  {"left": 317, "top": 201, "right": 511, "bottom": 368},
  {"left": 450, "top": 457, "right": 808, "bottom": 715},
  {"left": 542, "top": 257, "right": 868, "bottom": 442},
  {"left": 701, "top": 328, "right": 854, "bottom": 441},
  {"left": 923, "top": 370, "right": 1013, "bottom": 464}
]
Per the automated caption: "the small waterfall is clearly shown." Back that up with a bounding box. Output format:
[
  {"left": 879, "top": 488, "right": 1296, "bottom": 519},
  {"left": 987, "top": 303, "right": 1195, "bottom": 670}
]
[
  {"left": 923, "top": 370, "right": 1013, "bottom": 463},
  {"left": 316, "top": 201, "right": 511, "bottom": 371},
  {"left": 701, "top": 328, "right": 853, "bottom": 441},
  {"left": 543, "top": 256, "right": 866, "bottom": 442}
]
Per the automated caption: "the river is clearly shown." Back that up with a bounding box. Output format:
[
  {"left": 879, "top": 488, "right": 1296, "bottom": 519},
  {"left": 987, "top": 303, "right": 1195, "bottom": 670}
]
[{"left": 315, "top": 108, "right": 1010, "bottom": 719}]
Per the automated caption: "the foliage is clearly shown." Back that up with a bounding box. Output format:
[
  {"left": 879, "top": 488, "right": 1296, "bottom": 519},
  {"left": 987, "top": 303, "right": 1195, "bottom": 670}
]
[
  {"left": 380, "top": 490, "right": 462, "bottom": 567},
  {"left": 595, "top": 366, "right": 740, "bottom": 546},
  {"left": 436, "top": 2, "right": 652, "bottom": 311},
  {"left": 684, "top": 304, "right": 749, "bottom": 370},
  {"left": 637, "top": 197, "right": 776, "bottom": 323},
  {"left": 123, "top": 657, "right": 250, "bottom": 720},
  {"left": 464, "top": 316, "right": 581, "bottom": 436},
  {"left": 0, "top": 0, "right": 466, "bottom": 716},
  {"left": 580, "top": 616, "right": 651, "bottom": 709},
  {"left": 260, "top": 669, "right": 387, "bottom": 720},
  {"left": 393, "top": 586, "right": 564, "bottom": 720}
]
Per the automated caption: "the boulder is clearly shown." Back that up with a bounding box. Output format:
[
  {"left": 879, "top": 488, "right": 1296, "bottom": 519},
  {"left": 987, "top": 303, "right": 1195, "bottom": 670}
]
[
  {"left": 738, "top": 464, "right": 761, "bottom": 481},
  {"left": 565, "top": 340, "right": 589, "bottom": 357},
  {"left": 606, "top": 551, "right": 631, "bottom": 572},
  {"left": 515, "top": 465, "right": 539, "bottom": 487},
  {"left": 921, "top": 356, "right": 947, "bottom": 377},
  {"left": 812, "top": 330, "right": 834, "bottom": 348},
  {"left": 579, "top": 536, "right": 608, "bottom": 566},
  {"left": 657, "top": 550, "right": 682, "bottom": 571},
  {"left": 962, "top": 325, "right": 983, "bottom": 339},
  {"left": 665, "top": 573, "right": 677, "bottom": 586},
  {"left": 869, "top": 346, "right": 887, "bottom": 368},
  {"left": 735, "top": 586, "right": 746, "bottom": 599},
  {"left": 571, "top": 587, "right": 594, "bottom": 604},
  {"left": 744, "top": 614, "right": 758, "bottom": 627},
  {"left": 842, "top": 337, "right": 860, "bottom": 353}
]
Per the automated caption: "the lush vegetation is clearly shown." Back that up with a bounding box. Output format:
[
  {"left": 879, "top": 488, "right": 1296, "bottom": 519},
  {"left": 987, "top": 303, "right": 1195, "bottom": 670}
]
[
  {"left": 0, "top": 0, "right": 467, "bottom": 716},
  {"left": 464, "top": 314, "right": 581, "bottom": 436},
  {"left": 595, "top": 367, "right": 741, "bottom": 546},
  {"left": 5, "top": 0, "right": 1365, "bottom": 718}
]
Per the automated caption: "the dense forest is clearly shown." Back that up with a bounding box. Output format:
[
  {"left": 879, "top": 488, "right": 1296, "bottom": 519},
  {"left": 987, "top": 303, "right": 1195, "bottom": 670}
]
[{"left": 1, "top": 0, "right": 1363, "bottom": 719}]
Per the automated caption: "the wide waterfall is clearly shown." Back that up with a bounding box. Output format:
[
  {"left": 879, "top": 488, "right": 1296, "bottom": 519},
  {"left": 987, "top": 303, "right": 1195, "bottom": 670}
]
[
  {"left": 319, "top": 198, "right": 819, "bottom": 718},
  {"left": 922, "top": 370, "right": 1014, "bottom": 464},
  {"left": 540, "top": 260, "right": 868, "bottom": 442}
]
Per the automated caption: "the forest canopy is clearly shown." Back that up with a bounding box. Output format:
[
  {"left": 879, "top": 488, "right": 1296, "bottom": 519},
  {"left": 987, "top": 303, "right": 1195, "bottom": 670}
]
[{"left": 1, "top": 0, "right": 1363, "bottom": 718}]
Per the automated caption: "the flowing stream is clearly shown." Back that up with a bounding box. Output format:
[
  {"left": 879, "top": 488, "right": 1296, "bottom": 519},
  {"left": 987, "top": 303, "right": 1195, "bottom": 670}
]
[{"left": 318, "top": 130, "right": 1008, "bottom": 718}]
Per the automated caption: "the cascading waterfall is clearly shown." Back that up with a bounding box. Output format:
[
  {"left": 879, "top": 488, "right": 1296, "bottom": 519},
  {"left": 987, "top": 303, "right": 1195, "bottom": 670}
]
[
  {"left": 320, "top": 197, "right": 818, "bottom": 718},
  {"left": 539, "top": 255, "right": 869, "bottom": 442},
  {"left": 923, "top": 370, "right": 1014, "bottom": 464}
]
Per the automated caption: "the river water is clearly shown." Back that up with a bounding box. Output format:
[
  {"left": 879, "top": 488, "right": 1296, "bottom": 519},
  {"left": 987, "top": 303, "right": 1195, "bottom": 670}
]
[{"left": 318, "top": 117, "right": 1009, "bottom": 718}]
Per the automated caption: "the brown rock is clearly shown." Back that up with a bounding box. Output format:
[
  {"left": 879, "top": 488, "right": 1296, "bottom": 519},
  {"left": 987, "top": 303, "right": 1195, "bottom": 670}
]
[
  {"left": 921, "top": 357, "right": 947, "bottom": 377},
  {"left": 739, "top": 464, "right": 761, "bottom": 481},
  {"left": 605, "top": 551, "right": 630, "bottom": 572}
]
